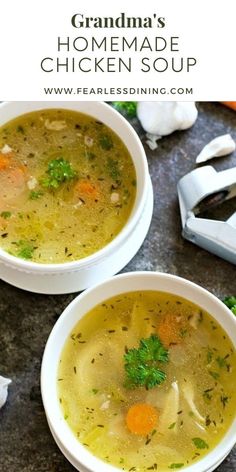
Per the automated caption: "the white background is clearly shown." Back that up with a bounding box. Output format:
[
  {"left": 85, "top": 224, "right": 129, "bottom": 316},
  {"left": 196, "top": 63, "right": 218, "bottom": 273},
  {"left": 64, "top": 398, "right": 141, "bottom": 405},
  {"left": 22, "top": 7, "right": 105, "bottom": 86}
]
[{"left": 0, "top": 0, "right": 235, "bottom": 100}]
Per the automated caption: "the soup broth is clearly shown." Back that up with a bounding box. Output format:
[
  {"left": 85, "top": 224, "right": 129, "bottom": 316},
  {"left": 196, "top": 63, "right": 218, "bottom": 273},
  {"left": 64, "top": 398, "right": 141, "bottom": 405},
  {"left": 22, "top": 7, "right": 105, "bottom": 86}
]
[
  {"left": 58, "top": 291, "right": 236, "bottom": 472},
  {"left": 0, "top": 109, "right": 136, "bottom": 263}
]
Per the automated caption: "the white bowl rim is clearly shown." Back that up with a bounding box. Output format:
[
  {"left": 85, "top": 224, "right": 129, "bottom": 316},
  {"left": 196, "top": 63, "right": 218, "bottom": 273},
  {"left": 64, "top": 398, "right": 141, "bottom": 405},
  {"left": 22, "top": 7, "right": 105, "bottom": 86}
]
[
  {"left": 41, "top": 271, "right": 236, "bottom": 472},
  {"left": 0, "top": 101, "right": 149, "bottom": 272}
]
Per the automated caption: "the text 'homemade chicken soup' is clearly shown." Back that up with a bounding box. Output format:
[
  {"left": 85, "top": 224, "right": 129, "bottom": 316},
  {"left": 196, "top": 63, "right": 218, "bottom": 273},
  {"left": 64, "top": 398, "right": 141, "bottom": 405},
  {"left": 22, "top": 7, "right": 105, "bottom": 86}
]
[
  {"left": 58, "top": 291, "right": 236, "bottom": 472},
  {"left": 0, "top": 109, "right": 136, "bottom": 263}
]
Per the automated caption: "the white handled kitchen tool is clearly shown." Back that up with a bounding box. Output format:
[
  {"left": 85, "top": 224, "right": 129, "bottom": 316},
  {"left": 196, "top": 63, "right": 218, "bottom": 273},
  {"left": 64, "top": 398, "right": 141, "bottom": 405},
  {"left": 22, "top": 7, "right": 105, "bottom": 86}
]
[{"left": 177, "top": 166, "right": 236, "bottom": 264}]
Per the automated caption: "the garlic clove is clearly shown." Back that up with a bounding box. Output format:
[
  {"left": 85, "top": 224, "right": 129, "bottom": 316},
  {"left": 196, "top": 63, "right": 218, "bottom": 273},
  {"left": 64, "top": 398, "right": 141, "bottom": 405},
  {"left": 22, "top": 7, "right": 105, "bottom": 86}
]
[
  {"left": 0, "top": 375, "right": 11, "bottom": 409},
  {"left": 145, "top": 133, "right": 161, "bottom": 151},
  {"left": 137, "top": 101, "right": 198, "bottom": 137},
  {"left": 196, "top": 134, "right": 236, "bottom": 163}
]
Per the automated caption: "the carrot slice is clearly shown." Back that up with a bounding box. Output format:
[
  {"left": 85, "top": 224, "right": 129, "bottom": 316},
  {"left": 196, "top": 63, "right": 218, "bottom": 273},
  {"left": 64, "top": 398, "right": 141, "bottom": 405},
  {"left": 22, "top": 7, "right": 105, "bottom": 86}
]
[
  {"left": 221, "top": 102, "right": 236, "bottom": 111},
  {"left": 157, "top": 313, "right": 186, "bottom": 348},
  {"left": 0, "top": 153, "right": 11, "bottom": 170},
  {"left": 126, "top": 403, "right": 158, "bottom": 435},
  {"left": 74, "top": 179, "right": 99, "bottom": 198}
]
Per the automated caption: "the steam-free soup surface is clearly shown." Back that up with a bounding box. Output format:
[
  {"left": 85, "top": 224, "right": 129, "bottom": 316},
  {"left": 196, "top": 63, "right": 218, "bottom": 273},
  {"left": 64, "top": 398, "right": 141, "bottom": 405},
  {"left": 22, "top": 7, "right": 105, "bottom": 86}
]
[
  {"left": 58, "top": 291, "right": 236, "bottom": 472},
  {"left": 0, "top": 109, "right": 136, "bottom": 263}
]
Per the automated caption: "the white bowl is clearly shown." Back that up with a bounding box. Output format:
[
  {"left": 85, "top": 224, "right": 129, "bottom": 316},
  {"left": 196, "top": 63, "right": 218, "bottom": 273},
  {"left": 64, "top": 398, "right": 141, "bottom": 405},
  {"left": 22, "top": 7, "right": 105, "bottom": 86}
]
[
  {"left": 0, "top": 102, "right": 153, "bottom": 294},
  {"left": 41, "top": 271, "right": 236, "bottom": 472}
]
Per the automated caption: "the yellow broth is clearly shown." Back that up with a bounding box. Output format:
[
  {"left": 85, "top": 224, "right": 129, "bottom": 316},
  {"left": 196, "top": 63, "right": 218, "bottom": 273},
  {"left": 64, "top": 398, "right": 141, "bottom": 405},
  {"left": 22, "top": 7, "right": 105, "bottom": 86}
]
[
  {"left": 58, "top": 291, "right": 236, "bottom": 472},
  {"left": 0, "top": 109, "right": 136, "bottom": 263}
]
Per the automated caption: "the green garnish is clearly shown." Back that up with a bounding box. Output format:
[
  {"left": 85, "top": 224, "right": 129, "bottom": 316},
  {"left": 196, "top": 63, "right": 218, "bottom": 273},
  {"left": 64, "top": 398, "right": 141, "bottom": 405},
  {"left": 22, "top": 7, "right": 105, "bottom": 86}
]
[
  {"left": 92, "top": 388, "right": 99, "bottom": 395},
  {"left": 17, "top": 125, "right": 24, "bottom": 133},
  {"left": 1, "top": 211, "right": 11, "bottom": 219},
  {"left": 169, "top": 464, "right": 184, "bottom": 469},
  {"left": 216, "top": 356, "right": 227, "bottom": 368},
  {"left": 107, "top": 157, "right": 120, "bottom": 180},
  {"left": 192, "top": 437, "right": 209, "bottom": 449},
  {"left": 112, "top": 102, "right": 137, "bottom": 118},
  {"left": 42, "top": 158, "right": 77, "bottom": 189},
  {"left": 124, "top": 334, "right": 169, "bottom": 390},
  {"left": 168, "top": 422, "right": 176, "bottom": 430},
  {"left": 206, "top": 349, "right": 213, "bottom": 364},
  {"left": 14, "top": 239, "right": 35, "bottom": 260},
  {"left": 29, "top": 190, "right": 44, "bottom": 200},
  {"left": 209, "top": 371, "right": 220, "bottom": 380},
  {"left": 223, "top": 296, "right": 236, "bottom": 315},
  {"left": 99, "top": 135, "right": 113, "bottom": 150}
]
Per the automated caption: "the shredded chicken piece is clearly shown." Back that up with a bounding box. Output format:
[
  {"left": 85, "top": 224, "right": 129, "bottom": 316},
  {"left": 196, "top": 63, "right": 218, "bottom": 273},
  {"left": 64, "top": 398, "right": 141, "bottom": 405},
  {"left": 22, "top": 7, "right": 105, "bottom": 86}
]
[
  {"left": 159, "top": 381, "right": 179, "bottom": 432},
  {"left": 27, "top": 176, "right": 38, "bottom": 190},
  {"left": 100, "top": 400, "right": 110, "bottom": 410},
  {"left": 110, "top": 192, "right": 120, "bottom": 203},
  {"left": 189, "top": 311, "right": 201, "bottom": 329},
  {"left": 182, "top": 381, "right": 205, "bottom": 422},
  {"left": 44, "top": 119, "right": 67, "bottom": 131},
  {"left": 1, "top": 144, "right": 13, "bottom": 154}
]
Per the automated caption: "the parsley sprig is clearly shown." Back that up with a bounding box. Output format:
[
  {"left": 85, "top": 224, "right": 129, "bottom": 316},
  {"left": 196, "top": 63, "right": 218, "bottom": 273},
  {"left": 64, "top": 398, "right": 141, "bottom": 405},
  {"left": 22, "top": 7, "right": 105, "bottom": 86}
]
[
  {"left": 112, "top": 102, "right": 137, "bottom": 118},
  {"left": 124, "top": 334, "right": 169, "bottom": 390},
  {"left": 223, "top": 297, "right": 236, "bottom": 315},
  {"left": 14, "top": 239, "right": 35, "bottom": 260},
  {"left": 42, "top": 158, "right": 77, "bottom": 189}
]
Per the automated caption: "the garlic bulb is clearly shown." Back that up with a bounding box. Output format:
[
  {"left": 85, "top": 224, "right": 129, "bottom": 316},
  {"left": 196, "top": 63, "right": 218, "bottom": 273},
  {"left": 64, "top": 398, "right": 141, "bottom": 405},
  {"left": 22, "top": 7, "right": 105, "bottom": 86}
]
[
  {"left": 0, "top": 375, "right": 11, "bottom": 409},
  {"left": 137, "top": 101, "right": 198, "bottom": 138},
  {"left": 196, "top": 134, "right": 235, "bottom": 163}
]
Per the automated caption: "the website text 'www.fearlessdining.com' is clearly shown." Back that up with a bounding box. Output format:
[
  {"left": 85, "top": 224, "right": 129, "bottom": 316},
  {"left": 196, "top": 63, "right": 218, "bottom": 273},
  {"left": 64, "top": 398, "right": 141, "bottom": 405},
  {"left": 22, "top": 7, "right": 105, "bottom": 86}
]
[{"left": 43, "top": 86, "right": 193, "bottom": 96}]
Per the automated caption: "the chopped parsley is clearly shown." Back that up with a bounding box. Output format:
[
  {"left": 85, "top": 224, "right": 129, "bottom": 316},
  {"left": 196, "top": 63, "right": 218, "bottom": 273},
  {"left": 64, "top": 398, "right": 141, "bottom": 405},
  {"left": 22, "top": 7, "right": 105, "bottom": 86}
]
[
  {"left": 107, "top": 157, "right": 120, "bottom": 180},
  {"left": 17, "top": 125, "right": 24, "bottom": 133},
  {"left": 99, "top": 134, "right": 113, "bottom": 150},
  {"left": 216, "top": 356, "right": 227, "bottom": 368},
  {"left": 42, "top": 158, "right": 77, "bottom": 189},
  {"left": 0, "top": 211, "right": 11, "bottom": 219},
  {"left": 29, "top": 190, "right": 44, "bottom": 200},
  {"left": 206, "top": 349, "right": 213, "bottom": 364},
  {"left": 169, "top": 464, "right": 184, "bottom": 469},
  {"left": 124, "top": 334, "right": 169, "bottom": 390},
  {"left": 209, "top": 371, "right": 220, "bottom": 380},
  {"left": 203, "top": 388, "right": 213, "bottom": 401},
  {"left": 192, "top": 437, "right": 209, "bottom": 449},
  {"left": 168, "top": 422, "right": 176, "bottom": 430}
]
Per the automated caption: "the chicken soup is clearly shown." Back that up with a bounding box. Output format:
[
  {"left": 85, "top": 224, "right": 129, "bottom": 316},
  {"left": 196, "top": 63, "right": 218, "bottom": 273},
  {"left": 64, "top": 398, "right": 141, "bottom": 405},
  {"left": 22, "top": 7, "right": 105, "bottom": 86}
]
[
  {"left": 58, "top": 291, "right": 236, "bottom": 472},
  {"left": 0, "top": 109, "right": 136, "bottom": 263}
]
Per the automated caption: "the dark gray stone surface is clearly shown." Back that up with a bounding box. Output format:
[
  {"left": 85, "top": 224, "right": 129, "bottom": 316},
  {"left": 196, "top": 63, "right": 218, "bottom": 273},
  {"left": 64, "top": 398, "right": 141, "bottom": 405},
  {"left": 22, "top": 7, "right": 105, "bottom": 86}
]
[{"left": 0, "top": 102, "right": 235, "bottom": 471}]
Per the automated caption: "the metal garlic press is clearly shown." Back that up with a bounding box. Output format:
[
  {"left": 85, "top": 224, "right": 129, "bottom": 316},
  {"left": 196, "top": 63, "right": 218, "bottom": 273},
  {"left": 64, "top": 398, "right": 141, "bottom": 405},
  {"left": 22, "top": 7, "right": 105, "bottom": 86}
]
[{"left": 177, "top": 166, "right": 236, "bottom": 264}]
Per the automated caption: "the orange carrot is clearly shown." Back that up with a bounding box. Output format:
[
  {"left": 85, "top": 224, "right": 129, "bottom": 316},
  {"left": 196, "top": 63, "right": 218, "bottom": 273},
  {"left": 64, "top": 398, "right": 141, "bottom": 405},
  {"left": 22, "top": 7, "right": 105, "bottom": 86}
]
[
  {"left": 157, "top": 313, "right": 186, "bottom": 348},
  {"left": 126, "top": 403, "right": 158, "bottom": 435},
  {"left": 0, "top": 153, "right": 11, "bottom": 170},
  {"left": 8, "top": 167, "right": 26, "bottom": 186},
  {"left": 74, "top": 179, "right": 99, "bottom": 198},
  {"left": 221, "top": 102, "right": 236, "bottom": 111}
]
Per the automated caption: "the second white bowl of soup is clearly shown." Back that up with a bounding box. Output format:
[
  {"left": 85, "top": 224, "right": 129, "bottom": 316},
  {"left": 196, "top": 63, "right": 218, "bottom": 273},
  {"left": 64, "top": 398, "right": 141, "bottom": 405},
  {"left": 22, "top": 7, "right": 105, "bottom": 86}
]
[
  {"left": 0, "top": 101, "right": 153, "bottom": 294},
  {"left": 41, "top": 272, "right": 236, "bottom": 472}
]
